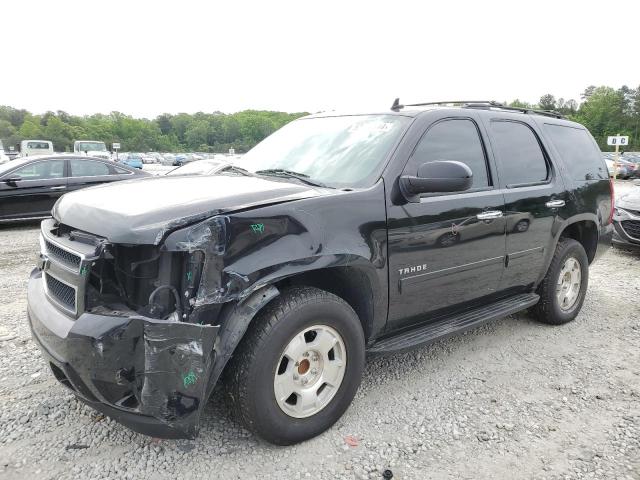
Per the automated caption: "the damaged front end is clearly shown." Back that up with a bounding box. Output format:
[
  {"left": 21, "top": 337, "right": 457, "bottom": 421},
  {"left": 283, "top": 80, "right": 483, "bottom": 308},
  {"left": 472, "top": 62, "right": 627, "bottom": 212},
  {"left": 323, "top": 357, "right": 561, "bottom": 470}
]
[{"left": 27, "top": 217, "right": 237, "bottom": 438}]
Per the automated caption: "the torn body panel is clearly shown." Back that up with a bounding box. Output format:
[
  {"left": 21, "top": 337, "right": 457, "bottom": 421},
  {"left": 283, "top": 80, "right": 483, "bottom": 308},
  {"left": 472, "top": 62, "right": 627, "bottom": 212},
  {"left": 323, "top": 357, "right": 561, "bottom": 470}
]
[
  {"left": 163, "top": 181, "right": 389, "bottom": 339},
  {"left": 28, "top": 269, "right": 219, "bottom": 438}
]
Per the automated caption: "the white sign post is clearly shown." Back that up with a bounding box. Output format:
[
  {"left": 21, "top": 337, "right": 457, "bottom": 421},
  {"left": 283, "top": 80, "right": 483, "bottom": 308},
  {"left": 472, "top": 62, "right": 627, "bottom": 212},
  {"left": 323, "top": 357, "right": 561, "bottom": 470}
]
[
  {"left": 607, "top": 135, "right": 629, "bottom": 180},
  {"left": 112, "top": 142, "right": 121, "bottom": 161}
]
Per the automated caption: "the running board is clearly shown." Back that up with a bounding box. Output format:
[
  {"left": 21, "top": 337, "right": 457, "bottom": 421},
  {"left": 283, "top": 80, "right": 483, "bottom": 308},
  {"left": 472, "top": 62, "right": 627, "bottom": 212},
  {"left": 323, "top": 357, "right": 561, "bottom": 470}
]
[{"left": 368, "top": 293, "right": 539, "bottom": 355}]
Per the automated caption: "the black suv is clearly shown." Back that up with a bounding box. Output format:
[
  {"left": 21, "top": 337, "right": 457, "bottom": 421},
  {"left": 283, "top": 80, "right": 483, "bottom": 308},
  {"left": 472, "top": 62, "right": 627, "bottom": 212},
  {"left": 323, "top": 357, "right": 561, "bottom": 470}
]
[{"left": 27, "top": 101, "right": 613, "bottom": 445}]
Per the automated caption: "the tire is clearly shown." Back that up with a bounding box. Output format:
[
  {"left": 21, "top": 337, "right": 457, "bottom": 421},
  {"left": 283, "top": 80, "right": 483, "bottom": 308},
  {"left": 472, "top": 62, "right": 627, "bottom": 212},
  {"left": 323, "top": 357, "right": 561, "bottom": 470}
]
[
  {"left": 533, "top": 238, "right": 589, "bottom": 325},
  {"left": 225, "top": 286, "right": 365, "bottom": 445}
]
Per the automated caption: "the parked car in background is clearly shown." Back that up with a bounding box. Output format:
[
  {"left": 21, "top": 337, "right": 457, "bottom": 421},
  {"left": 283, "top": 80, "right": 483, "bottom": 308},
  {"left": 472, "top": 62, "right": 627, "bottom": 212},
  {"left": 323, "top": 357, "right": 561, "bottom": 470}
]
[
  {"left": 613, "top": 184, "right": 640, "bottom": 249},
  {"left": 604, "top": 158, "right": 630, "bottom": 178},
  {"left": 618, "top": 158, "right": 640, "bottom": 178},
  {"left": 119, "top": 153, "right": 144, "bottom": 169},
  {"left": 166, "top": 159, "right": 232, "bottom": 176},
  {"left": 0, "top": 140, "right": 9, "bottom": 164},
  {"left": 0, "top": 155, "right": 148, "bottom": 222},
  {"left": 73, "top": 140, "right": 111, "bottom": 160},
  {"left": 173, "top": 153, "right": 188, "bottom": 166},
  {"left": 147, "top": 152, "right": 163, "bottom": 163},
  {"left": 20, "top": 140, "right": 54, "bottom": 157},
  {"left": 160, "top": 153, "right": 176, "bottom": 166},
  {"left": 140, "top": 153, "right": 156, "bottom": 164}
]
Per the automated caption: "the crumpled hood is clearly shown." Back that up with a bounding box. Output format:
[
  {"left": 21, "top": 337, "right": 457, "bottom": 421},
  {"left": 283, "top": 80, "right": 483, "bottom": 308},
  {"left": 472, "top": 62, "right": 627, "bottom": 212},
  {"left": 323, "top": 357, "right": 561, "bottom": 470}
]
[
  {"left": 617, "top": 187, "right": 640, "bottom": 211},
  {"left": 52, "top": 174, "right": 328, "bottom": 244}
]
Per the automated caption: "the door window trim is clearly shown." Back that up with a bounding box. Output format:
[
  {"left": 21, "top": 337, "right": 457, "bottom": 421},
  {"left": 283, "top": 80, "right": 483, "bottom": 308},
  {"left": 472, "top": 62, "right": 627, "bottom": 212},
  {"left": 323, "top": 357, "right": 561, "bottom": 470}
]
[
  {"left": 489, "top": 119, "right": 554, "bottom": 189},
  {"left": 403, "top": 116, "right": 495, "bottom": 197}
]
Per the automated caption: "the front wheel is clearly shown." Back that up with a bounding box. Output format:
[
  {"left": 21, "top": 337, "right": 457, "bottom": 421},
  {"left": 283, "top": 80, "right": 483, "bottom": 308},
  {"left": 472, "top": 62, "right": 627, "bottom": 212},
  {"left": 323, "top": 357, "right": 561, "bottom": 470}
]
[
  {"left": 533, "top": 238, "right": 589, "bottom": 325},
  {"left": 226, "top": 287, "right": 365, "bottom": 445}
]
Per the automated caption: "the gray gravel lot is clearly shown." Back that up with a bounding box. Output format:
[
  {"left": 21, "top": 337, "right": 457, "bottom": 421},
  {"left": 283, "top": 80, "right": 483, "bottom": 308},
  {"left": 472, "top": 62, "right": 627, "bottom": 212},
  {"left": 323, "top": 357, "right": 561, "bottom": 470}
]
[{"left": 0, "top": 184, "right": 639, "bottom": 480}]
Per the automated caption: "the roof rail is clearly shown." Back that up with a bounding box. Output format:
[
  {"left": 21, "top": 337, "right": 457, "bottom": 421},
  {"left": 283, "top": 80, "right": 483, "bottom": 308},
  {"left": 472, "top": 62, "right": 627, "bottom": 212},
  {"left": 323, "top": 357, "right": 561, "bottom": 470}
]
[{"left": 390, "top": 98, "right": 565, "bottom": 119}]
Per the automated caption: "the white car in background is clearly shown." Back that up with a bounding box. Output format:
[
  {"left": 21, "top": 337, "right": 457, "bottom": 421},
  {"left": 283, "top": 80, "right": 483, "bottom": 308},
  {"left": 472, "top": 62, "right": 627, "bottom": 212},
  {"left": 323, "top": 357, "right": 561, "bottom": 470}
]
[
  {"left": 141, "top": 153, "right": 157, "bottom": 164},
  {"left": 20, "top": 139, "right": 54, "bottom": 157},
  {"left": 0, "top": 140, "right": 9, "bottom": 164},
  {"left": 73, "top": 140, "right": 111, "bottom": 160},
  {"left": 160, "top": 153, "right": 176, "bottom": 165}
]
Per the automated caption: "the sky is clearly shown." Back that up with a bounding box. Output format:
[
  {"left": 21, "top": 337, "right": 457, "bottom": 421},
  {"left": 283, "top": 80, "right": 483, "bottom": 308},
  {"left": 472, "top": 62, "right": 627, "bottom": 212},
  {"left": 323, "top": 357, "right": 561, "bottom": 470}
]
[{"left": 2, "top": 0, "right": 639, "bottom": 118}]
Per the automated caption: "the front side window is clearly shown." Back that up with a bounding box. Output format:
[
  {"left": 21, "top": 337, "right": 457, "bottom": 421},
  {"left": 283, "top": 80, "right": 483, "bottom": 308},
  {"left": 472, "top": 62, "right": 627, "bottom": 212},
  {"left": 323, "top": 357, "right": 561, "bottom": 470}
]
[
  {"left": 406, "top": 118, "right": 490, "bottom": 189},
  {"left": 236, "top": 115, "right": 411, "bottom": 188},
  {"left": 11, "top": 160, "right": 65, "bottom": 180},
  {"left": 70, "top": 159, "right": 111, "bottom": 177},
  {"left": 490, "top": 121, "right": 548, "bottom": 186}
]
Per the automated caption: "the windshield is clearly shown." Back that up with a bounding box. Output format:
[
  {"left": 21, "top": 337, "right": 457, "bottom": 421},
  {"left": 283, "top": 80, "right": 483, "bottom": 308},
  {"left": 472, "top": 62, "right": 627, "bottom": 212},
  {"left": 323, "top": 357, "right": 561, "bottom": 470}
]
[
  {"left": 167, "top": 160, "right": 224, "bottom": 176},
  {"left": 77, "top": 142, "right": 107, "bottom": 151},
  {"left": 235, "top": 115, "right": 411, "bottom": 188}
]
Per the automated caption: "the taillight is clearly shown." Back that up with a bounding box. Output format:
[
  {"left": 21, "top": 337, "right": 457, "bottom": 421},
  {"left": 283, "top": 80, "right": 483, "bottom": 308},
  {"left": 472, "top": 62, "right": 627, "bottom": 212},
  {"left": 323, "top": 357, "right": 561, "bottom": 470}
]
[{"left": 608, "top": 178, "right": 615, "bottom": 224}]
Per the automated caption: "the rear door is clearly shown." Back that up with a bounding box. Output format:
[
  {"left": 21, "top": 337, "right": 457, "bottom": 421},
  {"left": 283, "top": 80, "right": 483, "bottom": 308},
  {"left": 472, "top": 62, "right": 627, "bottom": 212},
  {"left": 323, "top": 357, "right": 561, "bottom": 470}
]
[
  {"left": 0, "top": 159, "right": 68, "bottom": 220},
  {"left": 482, "top": 114, "right": 567, "bottom": 291},
  {"left": 386, "top": 111, "right": 507, "bottom": 330}
]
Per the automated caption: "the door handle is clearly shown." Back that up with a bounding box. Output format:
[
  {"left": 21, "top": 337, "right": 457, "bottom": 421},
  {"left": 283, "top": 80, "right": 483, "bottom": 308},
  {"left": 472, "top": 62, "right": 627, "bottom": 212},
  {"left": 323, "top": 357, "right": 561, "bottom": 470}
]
[
  {"left": 476, "top": 210, "right": 503, "bottom": 220},
  {"left": 50, "top": 186, "right": 66, "bottom": 190},
  {"left": 545, "top": 200, "right": 565, "bottom": 208}
]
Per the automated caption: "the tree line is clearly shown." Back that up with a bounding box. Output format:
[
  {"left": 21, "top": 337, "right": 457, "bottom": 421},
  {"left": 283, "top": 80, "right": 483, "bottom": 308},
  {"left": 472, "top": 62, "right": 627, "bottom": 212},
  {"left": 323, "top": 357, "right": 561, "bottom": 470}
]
[
  {"left": 1, "top": 84, "right": 638, "bottom": 154},
  {"left": 507, "top": 85, "right": 640, "bottom": 151},
  {"left": 0, "top": 109, "right": 306, "bottom": 154}
]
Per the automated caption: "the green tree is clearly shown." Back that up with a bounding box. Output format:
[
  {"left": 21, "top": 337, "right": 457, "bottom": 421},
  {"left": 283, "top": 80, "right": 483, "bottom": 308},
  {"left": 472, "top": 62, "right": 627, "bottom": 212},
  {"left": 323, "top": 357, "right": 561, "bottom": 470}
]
[{"left": 539, "top": 94, "right": 557, "bottom": 111}]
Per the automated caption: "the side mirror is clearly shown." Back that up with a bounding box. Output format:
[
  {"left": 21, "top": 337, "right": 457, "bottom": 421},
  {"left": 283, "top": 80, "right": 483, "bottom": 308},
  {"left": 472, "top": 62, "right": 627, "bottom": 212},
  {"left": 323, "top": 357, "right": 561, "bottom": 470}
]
[
  {"left": 400, "top": 160, "right": 473, "bottom": 202},
  {"left": 3, "top": 175, "right": 22, "bottom": 184}
]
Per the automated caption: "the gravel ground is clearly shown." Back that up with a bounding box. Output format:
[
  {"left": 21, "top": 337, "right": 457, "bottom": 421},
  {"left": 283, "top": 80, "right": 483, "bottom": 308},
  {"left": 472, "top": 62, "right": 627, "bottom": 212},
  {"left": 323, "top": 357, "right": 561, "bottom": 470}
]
[{"left": 1, "top": 186, "right": 639, "bottom": 480}]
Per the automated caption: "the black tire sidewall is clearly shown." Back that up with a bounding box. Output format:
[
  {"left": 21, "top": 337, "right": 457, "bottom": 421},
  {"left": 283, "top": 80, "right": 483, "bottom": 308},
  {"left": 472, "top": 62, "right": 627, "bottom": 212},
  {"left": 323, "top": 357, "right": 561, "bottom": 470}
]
[
  {"left": 547, "top": 241, "right": 589, "bottom": 323},
  {"left": 244, "top": 296, "right": 365, "bottom": 445}
]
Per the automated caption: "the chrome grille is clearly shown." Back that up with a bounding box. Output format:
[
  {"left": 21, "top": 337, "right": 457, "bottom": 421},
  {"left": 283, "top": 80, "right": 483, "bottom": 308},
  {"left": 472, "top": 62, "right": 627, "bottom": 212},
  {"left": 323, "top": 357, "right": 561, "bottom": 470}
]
[
  {"left": 44, "top": 239, "right": 82, "bottom": 271},
  {"left": 45, "top": 273, "right": 77, "bottom": 312},
  {"left": 621, "top": 220, "right": 640, "bottom": 239}
]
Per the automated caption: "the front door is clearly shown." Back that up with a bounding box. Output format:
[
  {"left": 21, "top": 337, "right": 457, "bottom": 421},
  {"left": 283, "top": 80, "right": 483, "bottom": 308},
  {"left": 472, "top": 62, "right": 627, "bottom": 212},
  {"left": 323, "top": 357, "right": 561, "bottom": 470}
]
[
  {"left": 387, "top": 113, "right": 506, "bottom": 330},
  {"left": 0, "top": 159, "right": 67, "bottom": 220}
]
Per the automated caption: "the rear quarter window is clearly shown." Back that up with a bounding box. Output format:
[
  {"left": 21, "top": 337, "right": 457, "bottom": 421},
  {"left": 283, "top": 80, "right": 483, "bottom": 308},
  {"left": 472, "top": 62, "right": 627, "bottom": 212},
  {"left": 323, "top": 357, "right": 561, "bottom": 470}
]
[{"left": 543, "top": 124, "right": 607, "bottom": 181}]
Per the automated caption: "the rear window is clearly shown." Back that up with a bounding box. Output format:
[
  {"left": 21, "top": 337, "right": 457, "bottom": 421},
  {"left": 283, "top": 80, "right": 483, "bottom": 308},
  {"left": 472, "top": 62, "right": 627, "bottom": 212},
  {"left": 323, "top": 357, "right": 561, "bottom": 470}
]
[
  {"left": 543, "top": 124, "right": 607, "bottom": 181},
  {"left": 27, "top": 142, "right": 51, "bottom": 149}
]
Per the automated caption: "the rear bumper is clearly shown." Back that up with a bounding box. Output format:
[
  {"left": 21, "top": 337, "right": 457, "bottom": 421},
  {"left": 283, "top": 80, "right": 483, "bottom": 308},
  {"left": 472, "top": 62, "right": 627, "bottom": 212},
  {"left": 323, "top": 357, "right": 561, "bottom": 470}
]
[{"left": 27, "top": 269, "right": 219, "bottom": 439}]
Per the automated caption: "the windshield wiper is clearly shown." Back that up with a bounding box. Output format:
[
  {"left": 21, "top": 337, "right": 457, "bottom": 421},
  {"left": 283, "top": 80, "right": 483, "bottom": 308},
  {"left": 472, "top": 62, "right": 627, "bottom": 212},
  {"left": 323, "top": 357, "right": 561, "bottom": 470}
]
[
  {"left": 255, "top": 169, "right": 327, "bottom": 187},
  {"left": 223, "top": 165, "right": 256, "bottom": 177}
]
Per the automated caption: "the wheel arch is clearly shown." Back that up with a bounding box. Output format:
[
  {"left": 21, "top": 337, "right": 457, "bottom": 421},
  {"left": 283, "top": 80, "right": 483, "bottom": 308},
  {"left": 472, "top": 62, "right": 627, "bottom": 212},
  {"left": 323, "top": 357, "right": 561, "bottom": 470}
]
[{"left": 557, "top": 217, "right": 599, "bottom": 264}]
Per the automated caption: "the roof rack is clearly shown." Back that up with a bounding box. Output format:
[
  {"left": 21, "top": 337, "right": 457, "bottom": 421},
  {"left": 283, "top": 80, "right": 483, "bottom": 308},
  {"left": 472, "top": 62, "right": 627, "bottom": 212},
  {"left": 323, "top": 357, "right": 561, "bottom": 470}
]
[{"left": 390, "top": 98, "right": 565, "bottom": 119}]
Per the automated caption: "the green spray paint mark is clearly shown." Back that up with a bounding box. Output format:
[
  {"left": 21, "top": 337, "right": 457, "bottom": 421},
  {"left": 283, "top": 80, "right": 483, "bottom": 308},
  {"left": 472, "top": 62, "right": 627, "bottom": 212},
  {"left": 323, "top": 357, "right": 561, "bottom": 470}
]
[
  {"left": 80, "top": 265, "right": 89, "bottom": 275},
  {"left": 250, "top": 223, "right": 265, "bottom": 234},
  {"left": 186, "top": 271, "right": 193, "bottom": 281},
  {"left": 183, "top": 371, "right": 197, "bottom": 388}
]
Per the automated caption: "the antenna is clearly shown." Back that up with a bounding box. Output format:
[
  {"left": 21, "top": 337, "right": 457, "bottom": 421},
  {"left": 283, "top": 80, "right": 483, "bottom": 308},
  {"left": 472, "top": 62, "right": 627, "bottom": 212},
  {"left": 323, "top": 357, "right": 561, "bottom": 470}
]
[{"left": 391, "top": 98, "right": 402, "bottom": 111}]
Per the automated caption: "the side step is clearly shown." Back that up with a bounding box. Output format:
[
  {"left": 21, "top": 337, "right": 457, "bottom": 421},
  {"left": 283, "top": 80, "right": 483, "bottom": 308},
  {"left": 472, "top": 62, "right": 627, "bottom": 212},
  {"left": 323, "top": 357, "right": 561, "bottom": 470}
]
[{"left": 368, "top": 293, "right": 539, "bottom": 355}]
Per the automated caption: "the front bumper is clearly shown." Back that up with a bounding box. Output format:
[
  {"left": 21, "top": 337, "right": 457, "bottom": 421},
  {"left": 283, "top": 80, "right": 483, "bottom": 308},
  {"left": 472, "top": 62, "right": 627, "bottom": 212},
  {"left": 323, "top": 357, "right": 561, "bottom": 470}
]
[
  {"left": 27, "top": 269, "right": 219, "bottom": 439},
  {"left": 612, "top": 210, "right": 640, "bottom": 249}
]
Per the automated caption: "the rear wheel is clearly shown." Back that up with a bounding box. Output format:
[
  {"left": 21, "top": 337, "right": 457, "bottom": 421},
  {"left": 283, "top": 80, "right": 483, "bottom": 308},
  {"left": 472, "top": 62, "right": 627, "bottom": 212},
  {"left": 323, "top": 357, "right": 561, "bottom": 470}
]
[
  {"left": 533, "top": 238, "right": 589, "bottom": 325},
  {"left": 226, "top": 287, "right": 365, "bottom": 445}
]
